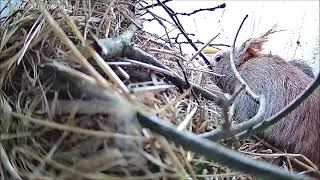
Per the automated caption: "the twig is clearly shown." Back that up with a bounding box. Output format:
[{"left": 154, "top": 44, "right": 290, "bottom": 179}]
[
  {"left": 106, "top": 62, "right": 132, "bottom": 66},
  {"left": 174, "top": 3, "right": 226, "bottom": 16},
  {"left": 16, "top": 17, "right": 44, "bottom": 65},
  {"left": 175, "top": 58, "right": 201, "bottom": 105},
  {"left": 175, "top": 58, "right": 190, "bottom": 87},
  {"left": 145, "top": 9, "right": 173, "bottom": 47},
  {"left": 84, "top": 43, "right": 131, "bottom": 94},
  {"left": 120, "top": 57, "right": 176, "bottom": 76},
  {"left": 140, "top": 10, "right": 176, "bottom": 27},
  {"left": 0, "top": 143, "right": 22, "bottom": 180},
  {"left": 138, "top": 149, "right": 171, "bottom": 171},
  {"left": 138, "top": 0, "right": 172, "bottom": 10},
  {"left": 0, "top": 1, "right": 10, "bottom": 16},
  {"left": 130, "top": 84, "right": 176, "bottom": 93},
  {"left": 188, "top": 33, "right": 220, "bottom": 62},
  {"left": 82, "top": 0, "right": 91, "bottom": 46},
  {"left": 175, "top": 41, "right": 231, "bottom": 47},
  {"left": 155, "top": 87, "right": 192, "bottom": 114},
  {"left": 221, "top": 103, "right": 234, "bottom": 143},
  {"left": 241, "top": 151, "right": 318, "bottom": 160},
  {"left": 157, "top": 137, "right": 191, "bottom": 179},
  {"left": 149, "top": 47, "right": 186, "bottom": 61},
  {"left": 195, "top": 172, "right": 241, "bottom": 178},
  {"left": 97, "top": 0, "right": 115, "bottom": 36},
  {"left": 254, "top": 136, "right": 320, "bottom": 173},
  {"left": 156, "top": 0, "right": 212, "bottom": 68},
  {"left": 124, "top": 46, "right": 176, "bottom": 73},
  {"left": 230, "top": 14, "right": 260, "bottom": 100},
  {"left": 115, "top": 65, "right": 130, "bottom": 80},
  {"left": 0, "top": 132, "right": 31, "bottom": 140},
  {"left": 198, "top": 97, "right": 266, "bottom": 141},
  {"left": 177, "top": 107, "right": 198, "bottom": 131}
]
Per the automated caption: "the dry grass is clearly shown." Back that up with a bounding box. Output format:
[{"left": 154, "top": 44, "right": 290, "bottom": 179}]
[{"left": 0, "top": 0, "right": 317, "bottom": 180}]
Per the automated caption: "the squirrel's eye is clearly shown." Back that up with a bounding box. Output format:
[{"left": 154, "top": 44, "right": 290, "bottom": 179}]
[{"left": 215, "top": 55, "right": 222, "bottom": 62}]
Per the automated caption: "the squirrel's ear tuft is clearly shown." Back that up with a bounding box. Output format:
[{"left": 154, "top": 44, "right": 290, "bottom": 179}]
[
  {"left": 246, "top": 36, "right": 267, "bottom": 57},
  {"left": 235, "top": 25, "right": 280, "bottom": 66}
]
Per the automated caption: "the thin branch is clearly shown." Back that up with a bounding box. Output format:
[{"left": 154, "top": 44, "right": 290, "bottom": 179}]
[
  {"left": 173, "top": 3, "right": 226, "bottom": 16},
  {"left": 230, "top": 14, "right": 260, "bottom": 100},
  {"left": 138, "top": 0, "right": 172, "bottom": 10},
  {"left": 145, "top": 9, "right": 173, "bottom": 47},
  {"left": 254, "top": 136, "right": 320, "bottom": 173},
  {"left": 124, "top": 46, "right": 177, "bottom": 73},
  {"left": 119, "top": 57, "right": 176, "bottom": 76},
  {"left": 149, "top": 47, "right": 186, "bottom": 60},
  {"left": 140, "top": 11, "right": 175, "bottom": 26},
  {"left": 176, "top": 41, "right": 231, "bottom": 47},
  {"left": 188, "top": 33, "right": 220, "bottom": 62},
  {"left": 175, "top": 58, "right": 201, "bottom": 105},
  {"left": 175, "top": 59, "right": 190, "bottom": 88},
  {"left": 156, "top": 0, "right": 212, "bottom": 68}
]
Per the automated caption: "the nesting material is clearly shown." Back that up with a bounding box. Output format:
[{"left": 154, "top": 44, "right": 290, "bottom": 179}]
[{"left": 0, "top": 1, "right": 312, "bottom": 180}]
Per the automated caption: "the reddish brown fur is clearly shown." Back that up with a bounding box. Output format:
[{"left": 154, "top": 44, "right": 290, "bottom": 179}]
[{"left": 210, "top": 34, "right": 320, "bottom": 168}]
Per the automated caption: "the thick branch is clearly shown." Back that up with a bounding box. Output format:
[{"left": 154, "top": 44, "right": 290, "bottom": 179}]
[{"left": 137, "top": 112, "right": 312, "bottom": 180}]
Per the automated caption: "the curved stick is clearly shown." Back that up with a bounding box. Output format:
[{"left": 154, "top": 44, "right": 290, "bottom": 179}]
[{"left": 238, "top": 72, "right": 320, "bottom": 138}]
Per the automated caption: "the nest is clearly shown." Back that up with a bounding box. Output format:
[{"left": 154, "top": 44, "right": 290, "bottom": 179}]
[{"left": 0, "top": 1, "right": 304, "bottom": 180}]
